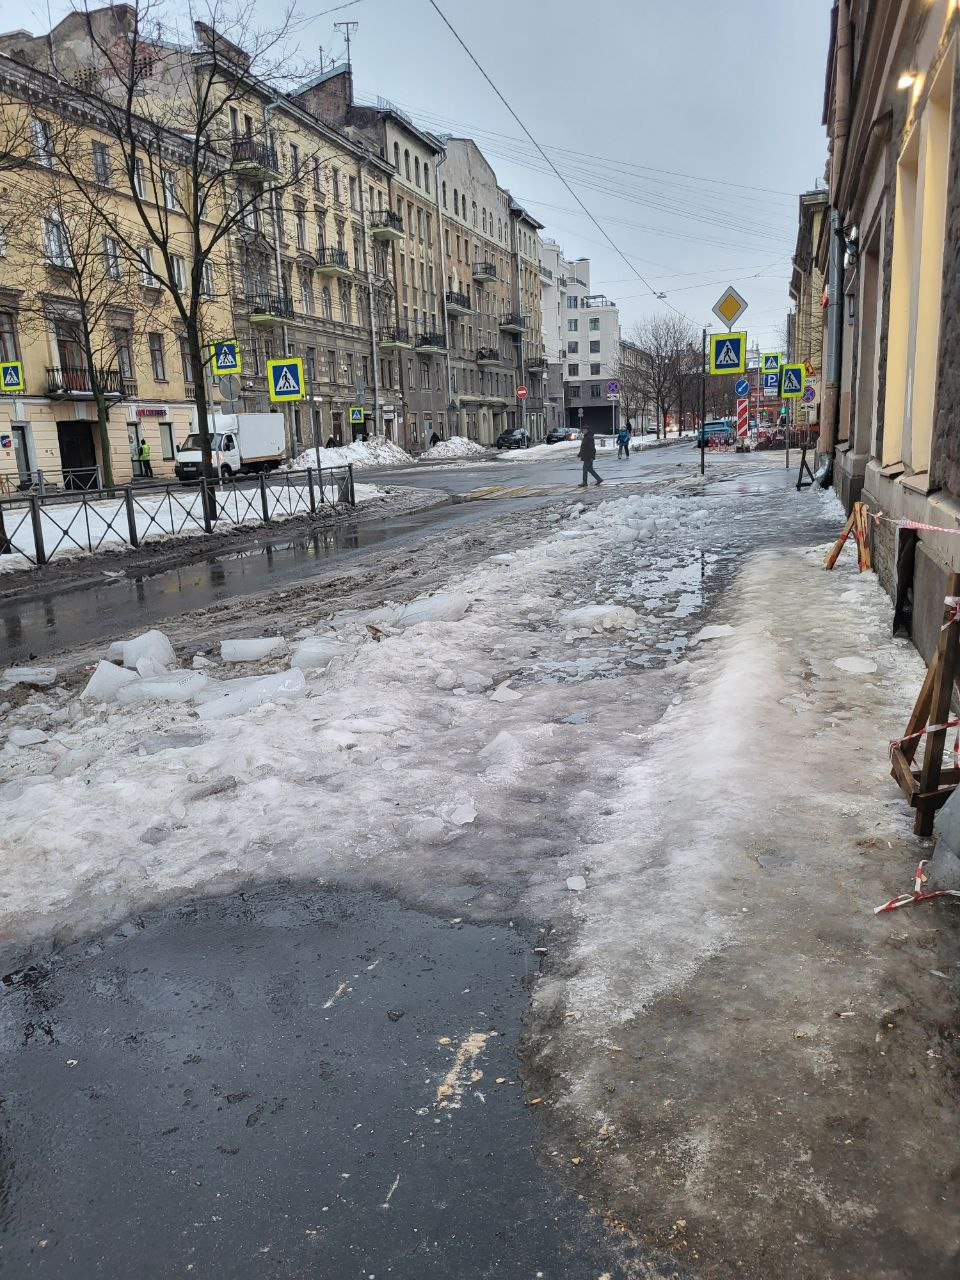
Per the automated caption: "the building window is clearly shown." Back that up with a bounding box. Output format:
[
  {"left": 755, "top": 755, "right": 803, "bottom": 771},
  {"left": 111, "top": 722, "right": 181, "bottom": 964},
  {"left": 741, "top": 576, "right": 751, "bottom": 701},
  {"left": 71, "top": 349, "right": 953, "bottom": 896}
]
[
  {"left": 332, "top": 168, "right": 341, "bottom": 204},
  {"left": 32, "top": 118, "right": 53, "bottom": 167},
  {"left": 133, "top": 157, "right": 146, "bottom": 198},
  {"left": 566, "top": 295, "right": 578, "bottom": 309},
  {"left": 567, "top": 341, "right": 578, "bottom": 354},
  {"left": 471, "top": 200, "right": 477, "bottom": 227},
  {"left": 590, "top": 384, "right": 602, "bottom": 399},
  {"left": 91, "top": 140, "right": 111, "bottom": 185},
  {"left": 321, "top": 287, "right": 332, "bottom": 320},
  {"left": 404, "top": 149, "right": 411, "bottom": 180},
  {"left": 43, "top": 216, "right": 71, "bottom": 267},
  {"left": 339, "top": 282, "right": 352, "bottom": 323},
  {"left": 162, "top": 169, "right": 180, "bottom": 210},
  {"left": 393, "top": 142, "right": 400, "bottom": 171},
  {"left": 200, "top": 261, "right": 214, "bottom": 297},
  {"left": 102, "top": 236, "right": 121, "bottom": 280},
  {"left": 179, "top": 335, "right": 195, "bottom": 385},
  {"left": 568, "top": 384, "right": 580, "bottom": 400},
  {"left": 295, "top": 199, "right": 307, "bottom": 249},
  {"left": 589, "top": 317, "right": 600, "bottom": 330},
  {"left": 589, "top": 340, "right": 600, "bottom": 354},
  {"left": 159, "top": 420, "right": 175, "bottom": 460},
  {"left": 170, "top": 254, "right": 185, "bottom": 290},
  {"left": 290, "top": 143, "right": 300, "bottom": 181},
  {"left": 148, "top": 332, "right": 166, "bottom": 381},
  {"left": 313, "top": 157, "right": 322, "bottom": 192},
  {"left": 567, "top": 319, "right": 578, "bottom": 332},
  {"left": 0, "top": 310, "right": 19, "bottom": 361},
  {"left": 568, "top": 363, "right": 579, "bottom": 376},
  {"left": 414, "top": 156, "right": 421, "bottom": 187},
  {"left": 423, "top": 162, "right": 430, "bottom": 194},
  {"left": 590, "top": 363, "right": 601, "bottom": 375},
  {"left": 419, "top": 360, "right": 430, "bottom": 389},
  {"left": 453, "top": 187, "right": 458, "bottom": 216},
  {"left": 441, "top": 180, "right": 447, "bottom": 208},
  {"left": 349, "top": 175, "right": 357, "bottom": 210},
  {"left": 113, "top": 327, "right": 134, "bottom": 379}
]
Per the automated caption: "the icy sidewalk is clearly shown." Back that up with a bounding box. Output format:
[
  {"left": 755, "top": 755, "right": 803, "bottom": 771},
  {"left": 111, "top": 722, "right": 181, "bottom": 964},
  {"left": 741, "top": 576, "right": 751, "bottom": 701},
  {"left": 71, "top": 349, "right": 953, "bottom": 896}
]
[{"left": 528, "top": 548, "right": 960, "bottom": 1279}]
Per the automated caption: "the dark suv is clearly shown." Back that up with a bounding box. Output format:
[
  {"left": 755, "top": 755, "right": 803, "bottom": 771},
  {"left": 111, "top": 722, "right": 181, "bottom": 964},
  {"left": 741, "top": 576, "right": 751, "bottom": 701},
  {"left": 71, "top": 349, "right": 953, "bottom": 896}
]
[{"left": 496, "top": 428, "right": 529, "bottom": 449}]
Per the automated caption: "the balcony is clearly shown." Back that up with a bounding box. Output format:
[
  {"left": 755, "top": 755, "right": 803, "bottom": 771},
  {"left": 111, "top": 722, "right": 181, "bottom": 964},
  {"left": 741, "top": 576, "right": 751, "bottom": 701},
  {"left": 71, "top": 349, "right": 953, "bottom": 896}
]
[
  {"left": 476, "top": 347, "right": 503, "bottom": 365},
  {"left": 500, "top": 313, "right": 526, "bottom": 333},
  {"left": 526, "top": 355, "right": 548, "bottom": 371},
  {"left": 445, "top": 289, "right": 472, "bottom": 316},
  {"left": 46, "top": 366, "right": 135, "bottom": 398},
  {"left": 369, "top": 209, "right": 404, "bottom": 240},
  {"left": 246, "top": 292, "right": 296, "bottom": 325},
  {"left": 379, "top": 327, "right": 413, "bottom": 350},
  {"left": 416, "top": 331, "right": 447, "bottom": 353},
  {"left": 315, "top": 247, "right": 351, "bottom": 277},
  {"left": 230, "top": 137, "right": 280, "bottom": 180},
  {"left": 472, "top": 261, "right": 496, "bottom": 283}
]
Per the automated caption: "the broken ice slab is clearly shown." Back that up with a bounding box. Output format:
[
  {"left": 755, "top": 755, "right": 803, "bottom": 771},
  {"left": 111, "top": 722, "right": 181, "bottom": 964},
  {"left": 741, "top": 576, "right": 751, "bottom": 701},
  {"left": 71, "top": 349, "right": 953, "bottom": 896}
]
[
  {"left": 195, "top": 669, "right": 307, "bottom": 721},
  {"left": 81, "top": 662, "right": 142, "bottom": 704},
  {"left": 566, "top": 876, "right": 587, "bottom": 892},
  {"left": 691, "top": 624, "right": 734, "bottom": 644},
  {"left": 106, "top": 629, "right": 177, "bottom": 671},
  {"left": 360, "top": 591, "right": 471, "bottom": 630},
  {"left": 559, "top": 605, "right": 639, "bottom": 633},
  {"left": 116, "top": 670, "right": 211, "bottom": 706},
  {"left": 2, "top": 667, "right": 58, "bottom": 688},
  {"left": 7, "top": 727, "right": 48, "bottom": 746},
  {"left": 289, "top": 637, "right": 353, "bottom": 671},
  {"left": 220, "top": 637, "right": 286, "bottom": 663},
  {"left": 490, "top": 682, "right": 522, "bottom": 702}
]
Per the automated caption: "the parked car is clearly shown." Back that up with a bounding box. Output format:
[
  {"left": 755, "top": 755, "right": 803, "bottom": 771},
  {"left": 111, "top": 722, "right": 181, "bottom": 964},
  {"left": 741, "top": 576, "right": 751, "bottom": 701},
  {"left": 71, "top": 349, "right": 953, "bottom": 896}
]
[
  {"left": 546, "top": 426, "right": 582, "bottom": 444},
  {"left": 693, "top": 419, "right": 735, "bottom": 448},
  {"left": 496, "top": 428, "right": 529, "bottom": 449}
]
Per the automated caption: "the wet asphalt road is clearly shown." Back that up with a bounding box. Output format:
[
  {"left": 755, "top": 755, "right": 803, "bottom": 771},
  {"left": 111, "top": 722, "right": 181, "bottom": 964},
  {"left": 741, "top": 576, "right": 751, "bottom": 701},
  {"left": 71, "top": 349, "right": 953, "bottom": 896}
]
[
  {"left": 0, "top": 439, "right": 714, "bottom": 664},
  {"left": 0, "top": 885, "right": 649, "bottom": 1279}
]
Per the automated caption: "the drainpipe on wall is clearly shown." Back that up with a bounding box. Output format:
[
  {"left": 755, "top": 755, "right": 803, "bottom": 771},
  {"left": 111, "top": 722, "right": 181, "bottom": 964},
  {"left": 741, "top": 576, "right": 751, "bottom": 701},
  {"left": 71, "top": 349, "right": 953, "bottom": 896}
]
[
  {"left": 264, "top": 101, "right": 292, "bottom": 452},
  {"left": 358, "top": 156, "right": 381, "bottom": 437},
  {"left": 434, "top": 150, "right": 454, "bottom": 432},
  {"left": 821, "top": 0, "right": 852, "bottom": 458}
]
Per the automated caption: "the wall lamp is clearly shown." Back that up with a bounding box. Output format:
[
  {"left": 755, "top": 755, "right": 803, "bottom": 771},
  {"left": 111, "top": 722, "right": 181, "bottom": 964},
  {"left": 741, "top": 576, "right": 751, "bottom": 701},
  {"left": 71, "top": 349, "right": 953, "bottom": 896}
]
[{"left": 897, "top": 71, "right": 917, "bottom": 90}]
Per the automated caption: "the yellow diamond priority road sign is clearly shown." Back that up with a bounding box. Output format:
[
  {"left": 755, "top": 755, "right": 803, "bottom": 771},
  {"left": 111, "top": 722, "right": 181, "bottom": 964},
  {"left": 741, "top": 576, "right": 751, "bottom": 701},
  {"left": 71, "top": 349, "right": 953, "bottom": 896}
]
[{"left": 711, "top": 286, "right": 748, "bottom": 330}]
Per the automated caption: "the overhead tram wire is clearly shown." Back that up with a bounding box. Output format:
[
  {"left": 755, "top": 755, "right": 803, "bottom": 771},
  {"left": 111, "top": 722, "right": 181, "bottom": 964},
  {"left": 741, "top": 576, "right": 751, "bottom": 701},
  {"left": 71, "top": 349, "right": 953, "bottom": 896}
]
[{"left": 425, "top": 0, "right": 687, "bottom": 316}]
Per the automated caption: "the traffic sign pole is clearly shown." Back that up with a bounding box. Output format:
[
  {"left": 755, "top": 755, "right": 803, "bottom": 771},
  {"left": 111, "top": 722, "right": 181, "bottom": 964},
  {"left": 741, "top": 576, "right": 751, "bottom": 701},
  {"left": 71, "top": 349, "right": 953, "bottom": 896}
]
[{"left": 700, "top": 326, "right": 706, "bottom": 477}]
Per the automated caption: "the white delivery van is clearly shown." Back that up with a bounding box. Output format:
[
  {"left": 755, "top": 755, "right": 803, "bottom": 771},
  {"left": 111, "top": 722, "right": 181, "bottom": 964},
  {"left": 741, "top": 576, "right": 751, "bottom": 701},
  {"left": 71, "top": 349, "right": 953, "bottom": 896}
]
[{"left": 174, "top": 413, "right": 286, "bottom": 482}]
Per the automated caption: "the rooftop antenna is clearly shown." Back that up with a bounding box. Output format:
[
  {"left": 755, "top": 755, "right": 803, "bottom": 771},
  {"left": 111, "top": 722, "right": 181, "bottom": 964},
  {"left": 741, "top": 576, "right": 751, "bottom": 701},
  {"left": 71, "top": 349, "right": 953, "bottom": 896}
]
[{"left": 334, "top": 20, "right": 358, "bottom": 72}]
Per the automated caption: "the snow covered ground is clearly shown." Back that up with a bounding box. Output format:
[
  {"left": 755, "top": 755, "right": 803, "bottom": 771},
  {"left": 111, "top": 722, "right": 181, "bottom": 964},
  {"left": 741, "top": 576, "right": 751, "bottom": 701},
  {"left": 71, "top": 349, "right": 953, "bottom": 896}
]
[
  {"left": 1, "top": 472, "right": 956, "bottom": 1275},
  {"left": 0, "top": 480, "right": 385, "bottom": 571},
  {"left": 289, "top": 438, "right": 412, "bottom": 470}
]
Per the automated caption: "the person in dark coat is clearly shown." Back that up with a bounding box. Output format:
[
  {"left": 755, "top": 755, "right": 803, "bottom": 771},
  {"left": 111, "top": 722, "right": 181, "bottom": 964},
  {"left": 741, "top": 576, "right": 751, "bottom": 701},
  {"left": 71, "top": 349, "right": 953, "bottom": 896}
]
[{"left": 578, "top": 427, "right": 602, "bottom": 487}]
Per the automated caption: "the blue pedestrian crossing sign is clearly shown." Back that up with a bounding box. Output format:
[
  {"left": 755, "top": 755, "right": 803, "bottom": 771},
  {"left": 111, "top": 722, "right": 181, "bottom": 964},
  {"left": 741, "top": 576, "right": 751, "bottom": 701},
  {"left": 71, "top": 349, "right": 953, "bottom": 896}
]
[
  {"left": 781, "top": 363, "right": 805, "bottom": 398},
  {"left": 0, "top": 360, "right": 24, "bottom": 393},
  {"left": 709, "top": 331, "right": 746, "bottom": 375},
  {"left": 267, "top": 358, "right": 305, "bottom": 402},
  {"left": 210, "top": 339, "right": 242, "bottom": 377},
  {"left": 349, "top": 406, "right": 364, "bottom": 424},
  {"left": 761, "top": 352, "right": 781, "bottom": 373}
]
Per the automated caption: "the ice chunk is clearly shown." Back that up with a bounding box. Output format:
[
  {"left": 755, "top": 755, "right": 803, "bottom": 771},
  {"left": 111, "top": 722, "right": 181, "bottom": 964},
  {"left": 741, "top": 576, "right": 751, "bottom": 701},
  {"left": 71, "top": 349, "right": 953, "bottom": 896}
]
[
  {"left": 136, "top": 656, "right": 171, "bottom": 679},
  {"left": 560, "top": 605, "right": 638, "bottom": 632},
  {"left": 2, "top": 666, "right": 57, "bottom": 688},
  {"left": 7, "top": 728, "right": 48, "bottom": 746},
  {"left": 108, "top": 630, "right": 177, "bottom": 671},
  {"left": 566, "top": 875, "right": 587, "bottom": 892},
  {"left": 363, "top": 592, "right": 471, "bottom": 630},
  {"left": 220, "top": 637, "right": 286, "bottom": 663},
  {"left": 459, "top": 670, "right": 492, "bottom": 693},
  {"left": 446, "top": 800, "right": 478, "bottom": 826},
  {"left": 289, "top": 637, "right": 353, "bottom": 671},
  {"left": 116, "top": 670, "right": 210, "bottom": 705},
  {"left": 81, "top": 661, "right": 140, "bottom": 703},
  {"left": 196, "top": 669, "right": 307, "bottom": 721},
  {"left": 490, "top": 682, "right": 522, "bottom": 702},
  {"left": 435, "top": 669, "right": 458, "bottom": 691},
  {"left": 834, "top": 656, "right": 877, "bottom": 674},
  {"left": 692, "top": 624, "right": 734, "bottom": 643}
]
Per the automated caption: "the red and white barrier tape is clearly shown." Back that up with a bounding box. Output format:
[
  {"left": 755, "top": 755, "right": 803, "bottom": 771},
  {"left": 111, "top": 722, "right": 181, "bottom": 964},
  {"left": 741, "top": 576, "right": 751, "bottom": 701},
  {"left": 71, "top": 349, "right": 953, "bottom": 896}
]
[
  {"left": 871, "top": 509, "right": 960, "bottom": 537},
  {"left": 874, "top": 859, "right": 960, "bottom": 914},
  {"left": 889, "top": 717, "right": 960, "bottom": 758}
]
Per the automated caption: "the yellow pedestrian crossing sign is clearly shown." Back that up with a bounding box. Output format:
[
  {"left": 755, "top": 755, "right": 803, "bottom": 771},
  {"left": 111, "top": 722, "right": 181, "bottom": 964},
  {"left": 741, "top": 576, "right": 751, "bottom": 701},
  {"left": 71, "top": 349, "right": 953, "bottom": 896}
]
[
  {"left": 709, "top": 332, "right": 746, "bottom": 375},
  {"left": 267, "top": 358, "right": 305, "bottom": 402},
  {"left": 761, "top": 352, "right": 781, "bottom": 373},
  {"left": 781, "top": 363, "right": 805, "bottom": 398},
  {"left": 349, "top": 406, "right": 364, "bottom": 424},
  {"left": 210, "top": 340, "right": 242, "bottom": 376},
  {"left": 0, "top": 360, "right": 24, "bottom": 392}
]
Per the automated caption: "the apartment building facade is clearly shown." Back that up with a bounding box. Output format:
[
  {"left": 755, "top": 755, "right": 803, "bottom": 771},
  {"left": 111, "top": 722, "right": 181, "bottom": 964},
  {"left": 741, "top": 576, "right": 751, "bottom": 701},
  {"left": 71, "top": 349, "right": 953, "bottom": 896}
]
[
  {"left": 820, "top": 0, "right": 960, "bottom": 658},
  {"left": 561, "top": 258, "right": 621, "bottom": 432}
]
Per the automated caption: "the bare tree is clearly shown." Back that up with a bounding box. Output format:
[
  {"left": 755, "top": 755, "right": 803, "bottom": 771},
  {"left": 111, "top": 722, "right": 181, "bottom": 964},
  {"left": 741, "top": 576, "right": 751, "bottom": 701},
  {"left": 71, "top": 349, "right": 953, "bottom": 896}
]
[
  {"left": 627, "top": 314, "right": 695, "bottom": 438},
  {"left": 615, "top": 341, "right": 646, "bottom": 431},
  {"left": 32, "top": 0, "right": 319, "bottom": 483},
  {"left": 10, "top": 174, "right": 161, "bottom": 486}
]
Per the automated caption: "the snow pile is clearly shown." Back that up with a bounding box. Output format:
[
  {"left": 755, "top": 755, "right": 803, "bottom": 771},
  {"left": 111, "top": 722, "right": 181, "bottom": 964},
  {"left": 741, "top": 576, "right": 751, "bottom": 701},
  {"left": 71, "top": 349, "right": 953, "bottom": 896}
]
[
  {"left": 561, "top": 605, "right": 638, "bottom": 633},
  {"left": 290, "top": 437, "right": 412, "bottom": 471},
  {"left": 420, "top": 436, "right": 490, "bottom": 462}
]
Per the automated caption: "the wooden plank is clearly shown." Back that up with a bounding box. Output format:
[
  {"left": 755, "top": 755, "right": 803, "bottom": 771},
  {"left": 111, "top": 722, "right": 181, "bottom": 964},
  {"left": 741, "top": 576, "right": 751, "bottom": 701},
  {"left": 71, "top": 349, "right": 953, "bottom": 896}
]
[
  {"left": 825, "top": 511, "right": 856, "bottom": 570},
  {"left": 899, "top": 660, "right": 938, "bottom": 765},
  {"left": 914, "top": 571, "right": 960, "bottom": 835},
  {"left": 890, "top": 747, "right": 920, "bottom": 798}
]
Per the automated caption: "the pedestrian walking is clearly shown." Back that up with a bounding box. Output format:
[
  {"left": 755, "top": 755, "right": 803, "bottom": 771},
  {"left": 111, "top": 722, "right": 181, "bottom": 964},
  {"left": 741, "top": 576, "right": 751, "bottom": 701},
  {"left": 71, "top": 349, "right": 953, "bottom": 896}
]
[
  {"left": 430, "top": 431, "right": 441, "bottom": 447},
  {"left": 616, "top": 425, "right": 631, "bottom": 459},
  {"left": 137, "top": 438, "right": 153, "bottom": 478},
  {"left": 578, "top": 426, "right": 603, "bottom": 487}
]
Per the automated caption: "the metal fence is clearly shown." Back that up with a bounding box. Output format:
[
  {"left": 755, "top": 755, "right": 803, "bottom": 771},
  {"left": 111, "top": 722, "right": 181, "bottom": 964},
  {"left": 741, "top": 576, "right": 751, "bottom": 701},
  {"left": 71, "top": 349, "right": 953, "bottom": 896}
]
[{"left": 0, "top": 466, "right": 356, "bottom": 567}]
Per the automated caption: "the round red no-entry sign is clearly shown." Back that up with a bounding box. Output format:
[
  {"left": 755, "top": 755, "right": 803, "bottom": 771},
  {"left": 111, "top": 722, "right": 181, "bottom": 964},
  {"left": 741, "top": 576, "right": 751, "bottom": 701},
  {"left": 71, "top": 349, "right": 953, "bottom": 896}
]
[{"left": 516, "top": 385, "right": 528, "bottom": 399}]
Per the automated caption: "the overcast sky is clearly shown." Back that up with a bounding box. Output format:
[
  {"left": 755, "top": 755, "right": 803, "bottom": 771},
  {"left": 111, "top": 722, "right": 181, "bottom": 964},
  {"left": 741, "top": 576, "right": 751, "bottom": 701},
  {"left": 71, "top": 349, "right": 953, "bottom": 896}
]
[{"left": 24, "top": 0, "right": 832, "bottom": 351}]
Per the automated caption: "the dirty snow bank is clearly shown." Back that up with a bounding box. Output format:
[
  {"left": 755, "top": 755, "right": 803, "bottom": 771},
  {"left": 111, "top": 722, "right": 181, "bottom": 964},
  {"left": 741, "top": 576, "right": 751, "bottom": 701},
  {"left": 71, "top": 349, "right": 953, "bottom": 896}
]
[
  {"left": 420, "top": 436, "right": 491, "bottom": 462},
  {"left": 289, "top": 438, "right": 412, "bottom": 470}
]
